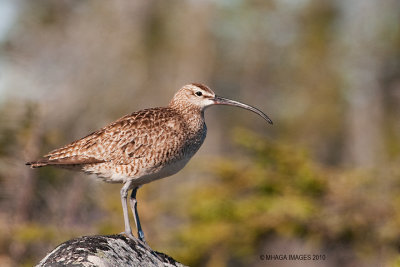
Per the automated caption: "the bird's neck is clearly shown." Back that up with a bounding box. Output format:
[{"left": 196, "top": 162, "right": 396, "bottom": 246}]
[{"left": 168, "top": 104, "right": 205, "bottom": 132}]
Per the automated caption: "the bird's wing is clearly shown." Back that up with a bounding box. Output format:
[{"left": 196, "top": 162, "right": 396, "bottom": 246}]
[
  {"left": 108, "top": 108, "right": 186, "bottom": 165},
  {"left": 27, "top": 108, "right": 184, "bottom": 168}
]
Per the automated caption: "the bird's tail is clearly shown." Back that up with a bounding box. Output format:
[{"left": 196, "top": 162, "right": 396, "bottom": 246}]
[
  {"left": 25, "top": 160, "right": 49, "bottom": 168},
  {"left": 26, "top": 156, "right": 106, "bottom": 169}
]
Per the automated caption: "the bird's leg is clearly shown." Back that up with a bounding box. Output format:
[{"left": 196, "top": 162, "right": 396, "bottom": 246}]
[
  {"left": 129, "top": 186, "right": 146, "bottom": 243},
  {"left": 120, "top": 181, "right": 134, "bottom": 239},
  {"left": 129, "top": 186, "right": 159, "bottom": 255}
]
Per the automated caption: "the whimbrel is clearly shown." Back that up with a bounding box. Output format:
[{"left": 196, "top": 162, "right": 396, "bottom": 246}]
[{"left": 26, "top": 83, "right": 272, "bottom": 242}]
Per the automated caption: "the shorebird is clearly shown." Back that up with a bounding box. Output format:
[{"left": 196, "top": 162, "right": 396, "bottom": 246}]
[{"left": 26, "top": 83, "right": 272, "bottom": 242}]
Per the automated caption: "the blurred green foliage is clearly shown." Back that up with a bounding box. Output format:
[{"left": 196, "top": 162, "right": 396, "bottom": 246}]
[
  {"left": 168, "top": 129, "right": 326, "bottom": 265},
  {"left": 163, "top": 129, "right": 400, "bottom": 266}
]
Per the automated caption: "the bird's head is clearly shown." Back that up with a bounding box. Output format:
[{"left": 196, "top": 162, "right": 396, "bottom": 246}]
[{"left": 169, "top": 83, "right": 273, "bottom": 124}]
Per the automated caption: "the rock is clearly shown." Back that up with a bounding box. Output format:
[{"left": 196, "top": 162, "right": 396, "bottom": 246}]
[{"left": 36, "top": 234, "right": 187, "bottom": 267}]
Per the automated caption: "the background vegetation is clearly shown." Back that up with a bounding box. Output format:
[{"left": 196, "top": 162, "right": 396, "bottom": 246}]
[{"left": 0, "top": 0, "right": 400, "bottom": 266}]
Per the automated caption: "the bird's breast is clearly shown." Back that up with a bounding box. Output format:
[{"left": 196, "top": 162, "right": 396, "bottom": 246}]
[
  {"left": 183, "top": 121, "right": 207, "bottom": 154},
  {"left": 131, "top": 122, "right": 207, "bottom": 186}
]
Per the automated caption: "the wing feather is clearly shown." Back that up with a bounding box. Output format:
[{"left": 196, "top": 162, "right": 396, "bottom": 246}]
[{"left": 27, "top": 108, "right": 184, "bottom": 168}]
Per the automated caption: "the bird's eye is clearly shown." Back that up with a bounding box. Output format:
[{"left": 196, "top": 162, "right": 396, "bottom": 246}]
[{"left": 195, "top": 91, "right": 203, "bottom": 97}]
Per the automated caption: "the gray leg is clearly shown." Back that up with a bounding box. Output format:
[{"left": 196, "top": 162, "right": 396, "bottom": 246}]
[
  {"left": 120, "top": 181, "right": 134, "bottom": 238},
  {"left": 130, "top": 187, "right": 146, "bottom": 242}
]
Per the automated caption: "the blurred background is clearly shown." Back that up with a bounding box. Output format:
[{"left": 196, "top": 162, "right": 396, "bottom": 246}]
[{"left": 0, "top": 0, "right": 400, "bottom": 266}]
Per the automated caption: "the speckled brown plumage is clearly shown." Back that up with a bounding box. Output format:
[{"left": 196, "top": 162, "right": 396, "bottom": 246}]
[
  {"left": 29, "top": 107, "right": 205, "bottom": 186},
  {"left": 26, "top": 83, "right": 272, "bottom": 242}
]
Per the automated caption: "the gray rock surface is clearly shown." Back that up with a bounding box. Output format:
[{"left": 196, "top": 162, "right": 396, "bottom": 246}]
[{"left": 36, "top": 234, "right": 187, "bottom": 267}]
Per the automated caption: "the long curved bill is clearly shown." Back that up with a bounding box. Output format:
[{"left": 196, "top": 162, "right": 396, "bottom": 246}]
[{"left": 213, "top": 95, "right": 273, "bottom": 124}]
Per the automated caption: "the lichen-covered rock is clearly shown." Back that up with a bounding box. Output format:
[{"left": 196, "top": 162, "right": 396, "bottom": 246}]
[{"left": 36, "top": 234, "right": 187, "bottom": 267}]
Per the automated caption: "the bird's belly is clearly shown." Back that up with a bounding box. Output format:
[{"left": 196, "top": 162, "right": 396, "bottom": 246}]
[{"left": 132, "top": 157, "right": 190, "bottom": 186}]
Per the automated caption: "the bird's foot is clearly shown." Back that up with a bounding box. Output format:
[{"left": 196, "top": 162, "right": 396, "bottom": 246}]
[
  {"left": 119, "top": 232, "right": 162, "bottom": 261},
  {"left": 138, "top": 229, "right": 145, "bottom": 243},
  {"left": 137, "top": 236, "right": 153, "bottom": 251},
  {"left": 120, "top": 231, "right": 135, "bottom": 240},
  {"left": 119, "top": 231, "right": 150, "bottom": 248}
]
